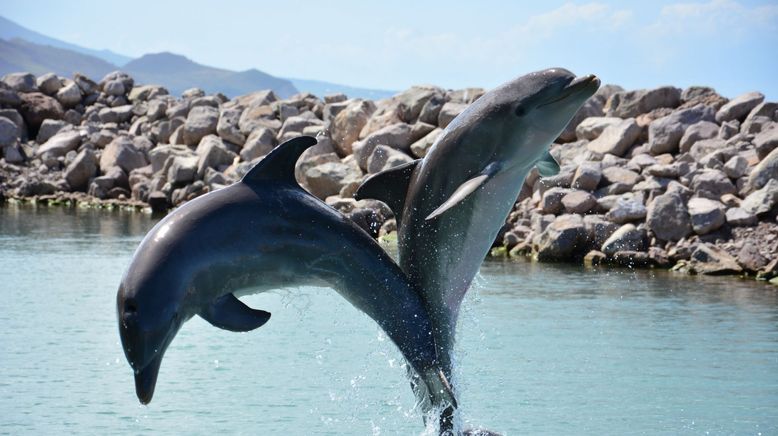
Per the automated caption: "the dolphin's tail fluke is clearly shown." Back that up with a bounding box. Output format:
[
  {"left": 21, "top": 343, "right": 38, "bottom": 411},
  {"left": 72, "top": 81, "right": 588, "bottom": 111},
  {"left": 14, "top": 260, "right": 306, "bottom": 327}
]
[{"left": 419, "top": 367, "right": 458, "bottom": 409}]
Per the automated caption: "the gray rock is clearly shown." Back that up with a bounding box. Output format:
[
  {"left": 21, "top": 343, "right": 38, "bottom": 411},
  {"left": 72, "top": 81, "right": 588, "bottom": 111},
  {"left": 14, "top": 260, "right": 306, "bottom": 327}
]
[
  {"left": 183, "top": 106, "right": 219, "bottom": 145},
  {"left": 605, "top": 198, "right": 647, "bottom": 224},
  {"left": 55, "top": 82, "right": 82, "bottom": 107},
  {"left": 605, "top": 86, "right": 681, "bottom": 118},
  {"left": 64, "top": 148, "right": 98, "bottom": 191},
  {"left": 437, "top": 102, "right": 468, "bottom": 128},
  {"left": 2, "top": 72, "right": 37, "bottom": 93},
  {"left": 410, "top": 121, "right": 436, "bottom": 142},
  {"left": 571, "top": 163, "right": 602, "bottom": 191},
  {"left": 715, "top": 91, "right": 765, "bottom": 123},
  {"left": 128, "top": 85, "right": 169, "bottom": 102},
  {"left": 601, "top": 223, "right": 647, "bottom": 255},
  {"left": 688, "top": 244, "right": 742, "bottom": 275},
  {"left": 353, "top": 122, "right": 413, "bottom": 170},
  {"left": 36, "top": 73, "right": 61, "bottom": 95},
  {"left": 678, "top": 121, "right": 721, "bottom": 153},
  {"left": 583, "top": 214, "right": 620, "bottom": 247},
  {"left": 575, "top": 116, "right": 623, "bottom": 140},
  {"left": 167, "top": 156, "right": 199, "bottom": 184},
  {"left": 100, "top": 137, "right": 148, "bottom": 173},
  {"left": 294, "top": 152, "right": 340, "bottom": 188},
  {"left": 148, "top": 145, "right": 195, "bottom": 173},
  {"left": 367, "top": 145, "right": 414, "bottom": 174},
  {"left": 36, "top": 130, "right": 81, "bottom": 160},
  {"left": 305, "top": 162, "right": 362, "bottom": 199},
  {"left": 447, "top": 88, "right": 484, "bottom": 104},
  {"left": 146, "top": 99, "right": 168, "bottom": 122},
  {"left": 601, "top": 166, "right": 641, "bottom": 187},
  {"left": 410, "top": 128, "right": 442, "bottom": 158},
  {"left": 737, "top": 244, "right": 768, "bottom": 272},
  {"left": 276, "top": 115, "right": 322, "bottom": 140},
  {"left": 18, "top": 92, "right": 64, "bottom": 131},
  {"left": 586, "top": 119, "right": 641, "bottom": 156},
  {"left": 687, "top": 197, "right": 726, "bottom": 234},
  {"left": 0, "top": 117, "right": 17, "bottom": 147},
  {"left": 196, "top": 135, "right": 237, "bottom": 177},
  {"left": 561, "top": 190, "right": 597, "bottom": 214},
  {"left": 679, "top": 86, "right": 728, "bottom": 110},
  {"left": 535, "top": 214, "right": 587, "bottom": 260},
  {"left": 240, "top": 128, "right": 276, "bottom": 162},
  {"left": 330, "top": 100, "right": 375, "bottom": 156},
  {"left": 647, "top": 105, "right": 714, "bottom": 154},
  {"left": 646, "top": 192, "right": 692, "bottom": 241},
  {"left": 540, "top": 187, "right": 571, "bottom": 214},
  {"left": 103, "top": 80, "right": 126, "bottom": 96},
  {"left": 395, "top": 85, "right": 443, "bottom": 122},
  {"left": 725, "top": 207, "right": 757, "bottom": 226},
  {"left": 741, "top": 179, "right": 778, "bottom": 215},
  {"left": 690, "top": 169, "right": 736, "bottom": 198},
  {"left": 723, "top": 155, "right": 748, "bottom": 179},
  {"left": 754, "top": 127, "right": 778, "bottom": 160},
  {"left": 3, "top": 143, "right": 24, "bottom": 163},
  {"left": 747, "top": 147, "right": 778, "bottom": 191},
  {"left": 419, "top": 94, "right": 446, "bottom": 125},
  {"left": 558, "top": 96, "right": 605, "bottom": 142},
  {"left": 35, "top": 119, "right": 67, "bottom": 143}
]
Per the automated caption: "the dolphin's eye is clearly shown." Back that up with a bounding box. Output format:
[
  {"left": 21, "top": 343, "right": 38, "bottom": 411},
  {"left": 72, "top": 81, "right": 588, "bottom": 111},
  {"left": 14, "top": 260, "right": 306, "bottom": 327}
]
[
  {"left": 124, "top": 299, "right": 138, "bottom": 315},
  {"left": 515, "top": 106, "right": 526, "bottom": 117}
]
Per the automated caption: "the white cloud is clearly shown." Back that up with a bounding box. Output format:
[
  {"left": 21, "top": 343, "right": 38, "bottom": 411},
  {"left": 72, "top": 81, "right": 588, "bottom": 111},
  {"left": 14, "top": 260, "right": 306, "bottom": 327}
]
[{"left": 652, "top": 0, "right": 778, "bottom": 38}]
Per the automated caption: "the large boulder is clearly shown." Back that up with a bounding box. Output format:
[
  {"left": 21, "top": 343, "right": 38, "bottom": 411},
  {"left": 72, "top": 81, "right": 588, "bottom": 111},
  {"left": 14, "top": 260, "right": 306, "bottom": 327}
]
[
  {"left": 646, "top": 192, "right": 692, "bottom": 241},
  {"left": 715, "top": 91, "right": 764, "bottom": 123},
  {"left": 605, "top": 198, "right": 647, "bottom": 224},
  {"left": 438, "top": 102, "right": 468, "bottom": 128},
  {"left": 182, "top": 106, "right": 219, "bottom": 146},
  {"left": 305, "top": 162, "right": 362, "bottom": 199},
  {"left": 690, "top": 169, "right": 736, "bottom": 198},
  {"left": 55, "top": 82, "right": 82, "bottom": 107},
  {"left": 410, "top": 127, "right": 442, "bottom": 158},
  {"left": 747, "top": 147, "right": 778, "bottom": 191},
  {"left": 687, "top": 197, "right": 726, "bottom": 234},
  {"left": 240, "top": 128, "right": 276, "bottom": 162},
  {"left": 605, "top": 86, "right": 681, "bottom": 118},
  {"left": 353, "top": 123, "right": 413, "bottom": 170},
  {"left": 601, "top": 223, "right": 647, "bottom": 255},
  {"left": 0, "top": 117, "right": 17, "bottom": 147},
  {"left": 36, "top": 130, "right": 81, "bottom": 160},
  {"left": 571, "top": 162, "right": 602, "bottom": 191},
  {"left": 647, "top": 105, "right": 714, "bottom": 154},
  {"left": 330, "top": 100, "right": 375, "bottom": 156},
  {"left": 196, "top": 135, "right": 237, "bottom": 177},
  {"left": 535, "top": 214, "right": 587, "bottom": 260},
  {"left": 753, "top": 127, "right": 778, "bottom": 160},
  {"left": 167, "top": 156, "right": 199, "bottom": 184},
  {"left": 586, "top": 119, "right": 641, "bottom": 156},
  {"left": 366, "top": 145, "right": 414, "bottom": 174},
  {"left": 100, "top": 137, "right": 148, "bottom": 173},
  {"left": 217, "top": 107, "right": 245, "bottom": 145},
  {"left": 741, "top": 179, "right": 778, "bottom": 215},
  {"left": 394, "top": 85, "right": 443, "bottom": 123},
  {"left": 575, "top": 116, "right": 622, "bottom": 140},
  {"left": 561, "top": 190, "right": 597, "bottom": 214},
  {"left": 2, "top": 72, "right": 37, "bottom": 93},
  {"left": 678, "top": 121, "right": 719, "bottom": 153},
  {"left": 688, "top": 244, "right": 743, "bottom": 275},
  {"left": 18, "top": 92, "right": 64, "bottom": 132},
  {"left": 64, "top": 148, "right": 98, "bottom": 191}
]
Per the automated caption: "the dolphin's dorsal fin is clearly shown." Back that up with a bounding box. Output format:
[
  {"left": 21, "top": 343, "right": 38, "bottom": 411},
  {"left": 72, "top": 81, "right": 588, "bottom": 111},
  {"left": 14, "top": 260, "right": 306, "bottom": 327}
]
[
  {"left": 200, "top": 293, "right": 271, "bottom": 332},
  {"left": 241, "top": 136, "right": 318, "bottom": 185},
  {"left": 354, "top": 159, "right": 419, "bottom": 226},
  {"left": 536, "top": 150, "right": 560, "bottom": 177},
  {"left": 426, "top": 162, "right": 501, "bottom": 221}
]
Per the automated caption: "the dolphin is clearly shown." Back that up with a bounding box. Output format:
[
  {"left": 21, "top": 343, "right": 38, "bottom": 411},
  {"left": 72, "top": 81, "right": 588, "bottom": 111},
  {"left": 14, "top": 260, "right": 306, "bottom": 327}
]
[
  {"left": 116, "top": 136, "right": 456, "bottom": 411},
  {"left": 356, "top": 68, "right": 600, "bottom": 429}
]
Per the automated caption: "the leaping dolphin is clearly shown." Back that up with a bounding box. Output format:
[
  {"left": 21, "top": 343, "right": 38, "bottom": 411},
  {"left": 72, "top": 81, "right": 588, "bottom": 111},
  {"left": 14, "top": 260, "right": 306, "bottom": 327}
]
[
  {"left": 116, "top": 136, "right": 456, "bottom": 412},
  {"left": 356, "top": 68, "right": 600, "bottom": 429}
]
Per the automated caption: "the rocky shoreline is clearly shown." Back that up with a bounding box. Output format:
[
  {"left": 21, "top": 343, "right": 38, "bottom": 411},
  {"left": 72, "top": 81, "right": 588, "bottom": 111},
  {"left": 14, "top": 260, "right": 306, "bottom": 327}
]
[{"left": 1, "top": 71, "right": 776, "bottom": 284}]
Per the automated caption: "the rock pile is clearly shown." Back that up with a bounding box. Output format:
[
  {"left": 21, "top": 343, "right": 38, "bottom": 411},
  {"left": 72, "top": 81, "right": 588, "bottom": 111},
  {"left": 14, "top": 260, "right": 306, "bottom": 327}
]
[{"left": 0, "top": 71, "right": 776, "bottom": 281}]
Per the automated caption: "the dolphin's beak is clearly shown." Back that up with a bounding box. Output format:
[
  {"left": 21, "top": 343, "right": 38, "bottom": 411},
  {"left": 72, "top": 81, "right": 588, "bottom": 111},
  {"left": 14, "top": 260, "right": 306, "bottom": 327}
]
[
  {"left": 134, "top": 352, "right": 163, "bottom": 404},
  {"left": 541, "top": 74, "right": 601, "bottom": 107}
]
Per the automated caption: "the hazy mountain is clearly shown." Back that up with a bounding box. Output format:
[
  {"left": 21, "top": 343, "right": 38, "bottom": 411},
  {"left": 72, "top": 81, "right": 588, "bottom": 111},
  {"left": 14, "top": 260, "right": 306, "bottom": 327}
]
[
  {"left": 0, "top": 15, "right": 132, "bottom": 66},
  {"left": 290, "top": 78, "right": 395, "bottom": 100},
  {"left": 122, "top": 52, "right": 298, "bottom": 98},
  {"left": 0, "top": 38, "right": 117, "bottom": 79}
]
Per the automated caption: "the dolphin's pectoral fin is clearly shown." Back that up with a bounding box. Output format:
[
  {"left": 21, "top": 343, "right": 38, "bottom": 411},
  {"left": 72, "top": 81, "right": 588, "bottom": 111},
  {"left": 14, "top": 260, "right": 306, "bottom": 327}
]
[
  {"left": 425, "top": 162, "right": 501, "bottom": 221},
  {"left": 200, "top": 293, "right": 271, "bottom": 332},
  {"left": 354, "top": 159, "right": 419, "bottom": 226},
  {"left": 536, "top": 150, "right": 560, "bottom": 177},
  {"left": 242, "top": 136, "right": 317, "bottom": 186}
]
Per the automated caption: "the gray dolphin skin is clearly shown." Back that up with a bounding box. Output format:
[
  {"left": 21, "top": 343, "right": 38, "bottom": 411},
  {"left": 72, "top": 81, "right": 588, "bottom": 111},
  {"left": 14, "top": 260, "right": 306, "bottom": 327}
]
[
  {"left": 116, "top": 136, "right": 456, "bottom": 410},
  {"left": 356, "top": 68, "right": 600, "bottom": 428}
]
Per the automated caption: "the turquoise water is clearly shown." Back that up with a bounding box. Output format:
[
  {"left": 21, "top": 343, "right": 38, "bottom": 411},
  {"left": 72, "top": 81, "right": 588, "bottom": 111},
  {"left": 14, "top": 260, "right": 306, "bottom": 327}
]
[{"left": 1, "top": 204, "right": 777, "bottom": 435}]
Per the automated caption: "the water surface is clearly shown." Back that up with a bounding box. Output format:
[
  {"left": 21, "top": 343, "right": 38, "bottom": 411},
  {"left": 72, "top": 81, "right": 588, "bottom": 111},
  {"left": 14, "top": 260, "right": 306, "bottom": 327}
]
[{"left": 1, "top": 204, "right": 776, "bottom": 435}]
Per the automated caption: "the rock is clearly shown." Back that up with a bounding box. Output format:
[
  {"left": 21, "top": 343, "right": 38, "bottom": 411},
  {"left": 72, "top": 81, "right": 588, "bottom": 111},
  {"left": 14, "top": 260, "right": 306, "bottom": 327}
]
[
  {"left": 167, "top": 156, "right": 199, "bottom": 184},
  {"left": 367, "top": 145, "right": 413, "bottom": 174},
  {"left": 103, "top": 80, "right": 125, "bottom": 96},
  {"left": 36, "top": 73, "right": 61, "bottom": 95},
  {"left": 646, "top": 192, "right": 692, "bottom": 241},
  {"left": 36, "top": 130, "right": 81, "bottom": 160},
  {"left": 583, "top": 250, "right": 607, "bottom": 266},
  {"left": 410, "top": 127, "right": 442, "bottom": 158},
  {"left": 128, "top": 85, "right": 169, "bottom": 102},
  {"left": 196, "top": 135, "right": 237, "bottom": 177},
  {"left": 601, "top": 223, "right": 647, "bottom": 255},
  {"left": 3, "top": 143, "right": 24, "bottom": 163},
  {"left": 2, "top": 72, "right": 37, "bottom": 93},
  {"left": 678, "top": 121, "right": 719, "bottom": 153},
  {"left": 18, "top": 178, "right": 58, "bottom": 196},
  {"left": 240, "top": 128, "right": 276, "bottom": 162},
  {"left": 647, "top": 105, "right": 714, "bottom": 154},
  {"left": 561, "top": 190, "right": 597, "bottom": 214},
  {"left": 605, "top": 198, "right": 647, "bottom": 224},
  {"left": 741, "top": 179, "right": 778, "bottom": 215},
  {"left": 330, "top": 100, "right": 375, "bottom": 156},
  {"left": 679, "top": 86, "right": 728, "bottom": 110},
  {"left": 688, "top": 138, "right": 727, "bottom": 161},
  {"left": 571, "top": 163, "right": 602, "bottom": 191},
  {"left": 182, "top": 106, "right": 219, "bottom": 146},
  {"left": 586, "top": 119, "right": 641, "bottom": 156},
  {"left": 305, "top": 162, "right": 362, "bottom": 200},
  {"left": 575, "top": 116, "right": 622, "bottom": 140},
  {"left": 753, "top": 128, "right": 778, "bottom": 160},
  {"left": 715, "top": 91, "right": 764, "bottom": 123},
  {"left": 535, "top": 214, "right": 587, "bottom": 260},
  {"left": 747, "top": 147, "right": 778, "bottom": 191},
  {"left": 64, "top": 148, "right": 98, "bottom": 191},
  {"left": 583, "top": 215, "right": 620, "bottom": 247},
  {"left": 688, "top": 244, "right": 743, "bottom": 275},
  {"left": 147, "top": 191, "right": 169, "bottom": 212},
  {"left": 18, "top": 92, "right": 64, "bottom": 132},
  {"left": 419, "top": 94, "right": 446, "bottom": 125},
  {"left": 447, "top": 88, "right": 484, "bottom": 104},
  {"left": 690, "top": 169, "right": 736, "bottom": 198},
  {"left": 395, "top": 85, "right": 443, "bottom": 122},
  {"left": 216, "top": 107, "right": 245, "bottom": 145},
  {"left": 558, "top": 94, "right": 607, "bottom": 142},
  {"left": 687, "top": 197, "right": 726, "bottom": 234},
  {"left": 55, "top": 82, "right": 82, "bottom": 107},
  {"left": 276, "top": 115, "right": 322, "bottom": 140},
  {"left": 36, "top": 119, "right": 67, "bottom": 143},
  {"left": 0, "top": 117, "right": 17, "bottom": 147},
  {"left": 722, "top": 155, "right": 748, "bottom": 179},
  {"left": 437, "top": 102, "right": 468, "bottom": 128},
  {"left": 737, "top": 244, "right": 768, "bottom": 272},
  {"left": 295, "top": 152, "right": 340, "bottom": 188},
  {"left": 601, "top": 166, "right": 641, "bottom": 187},
  {"left": 100, "top": 136, "right": 148, "bottom": 173},
  {"left": 605, "top": 86, "right": 681, "bottom": 118},
  {"left": 353, "top": 123, "right": 413, "bottom": 170},
  {"left": 540, "top": 187, "right": 570, "bottom": 214}
]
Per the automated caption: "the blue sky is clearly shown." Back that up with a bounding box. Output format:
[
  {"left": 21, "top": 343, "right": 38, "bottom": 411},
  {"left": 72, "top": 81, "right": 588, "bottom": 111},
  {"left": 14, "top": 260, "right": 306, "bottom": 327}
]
[{"left": 3, "top": 0, "right": 777, "bottom": 98}]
